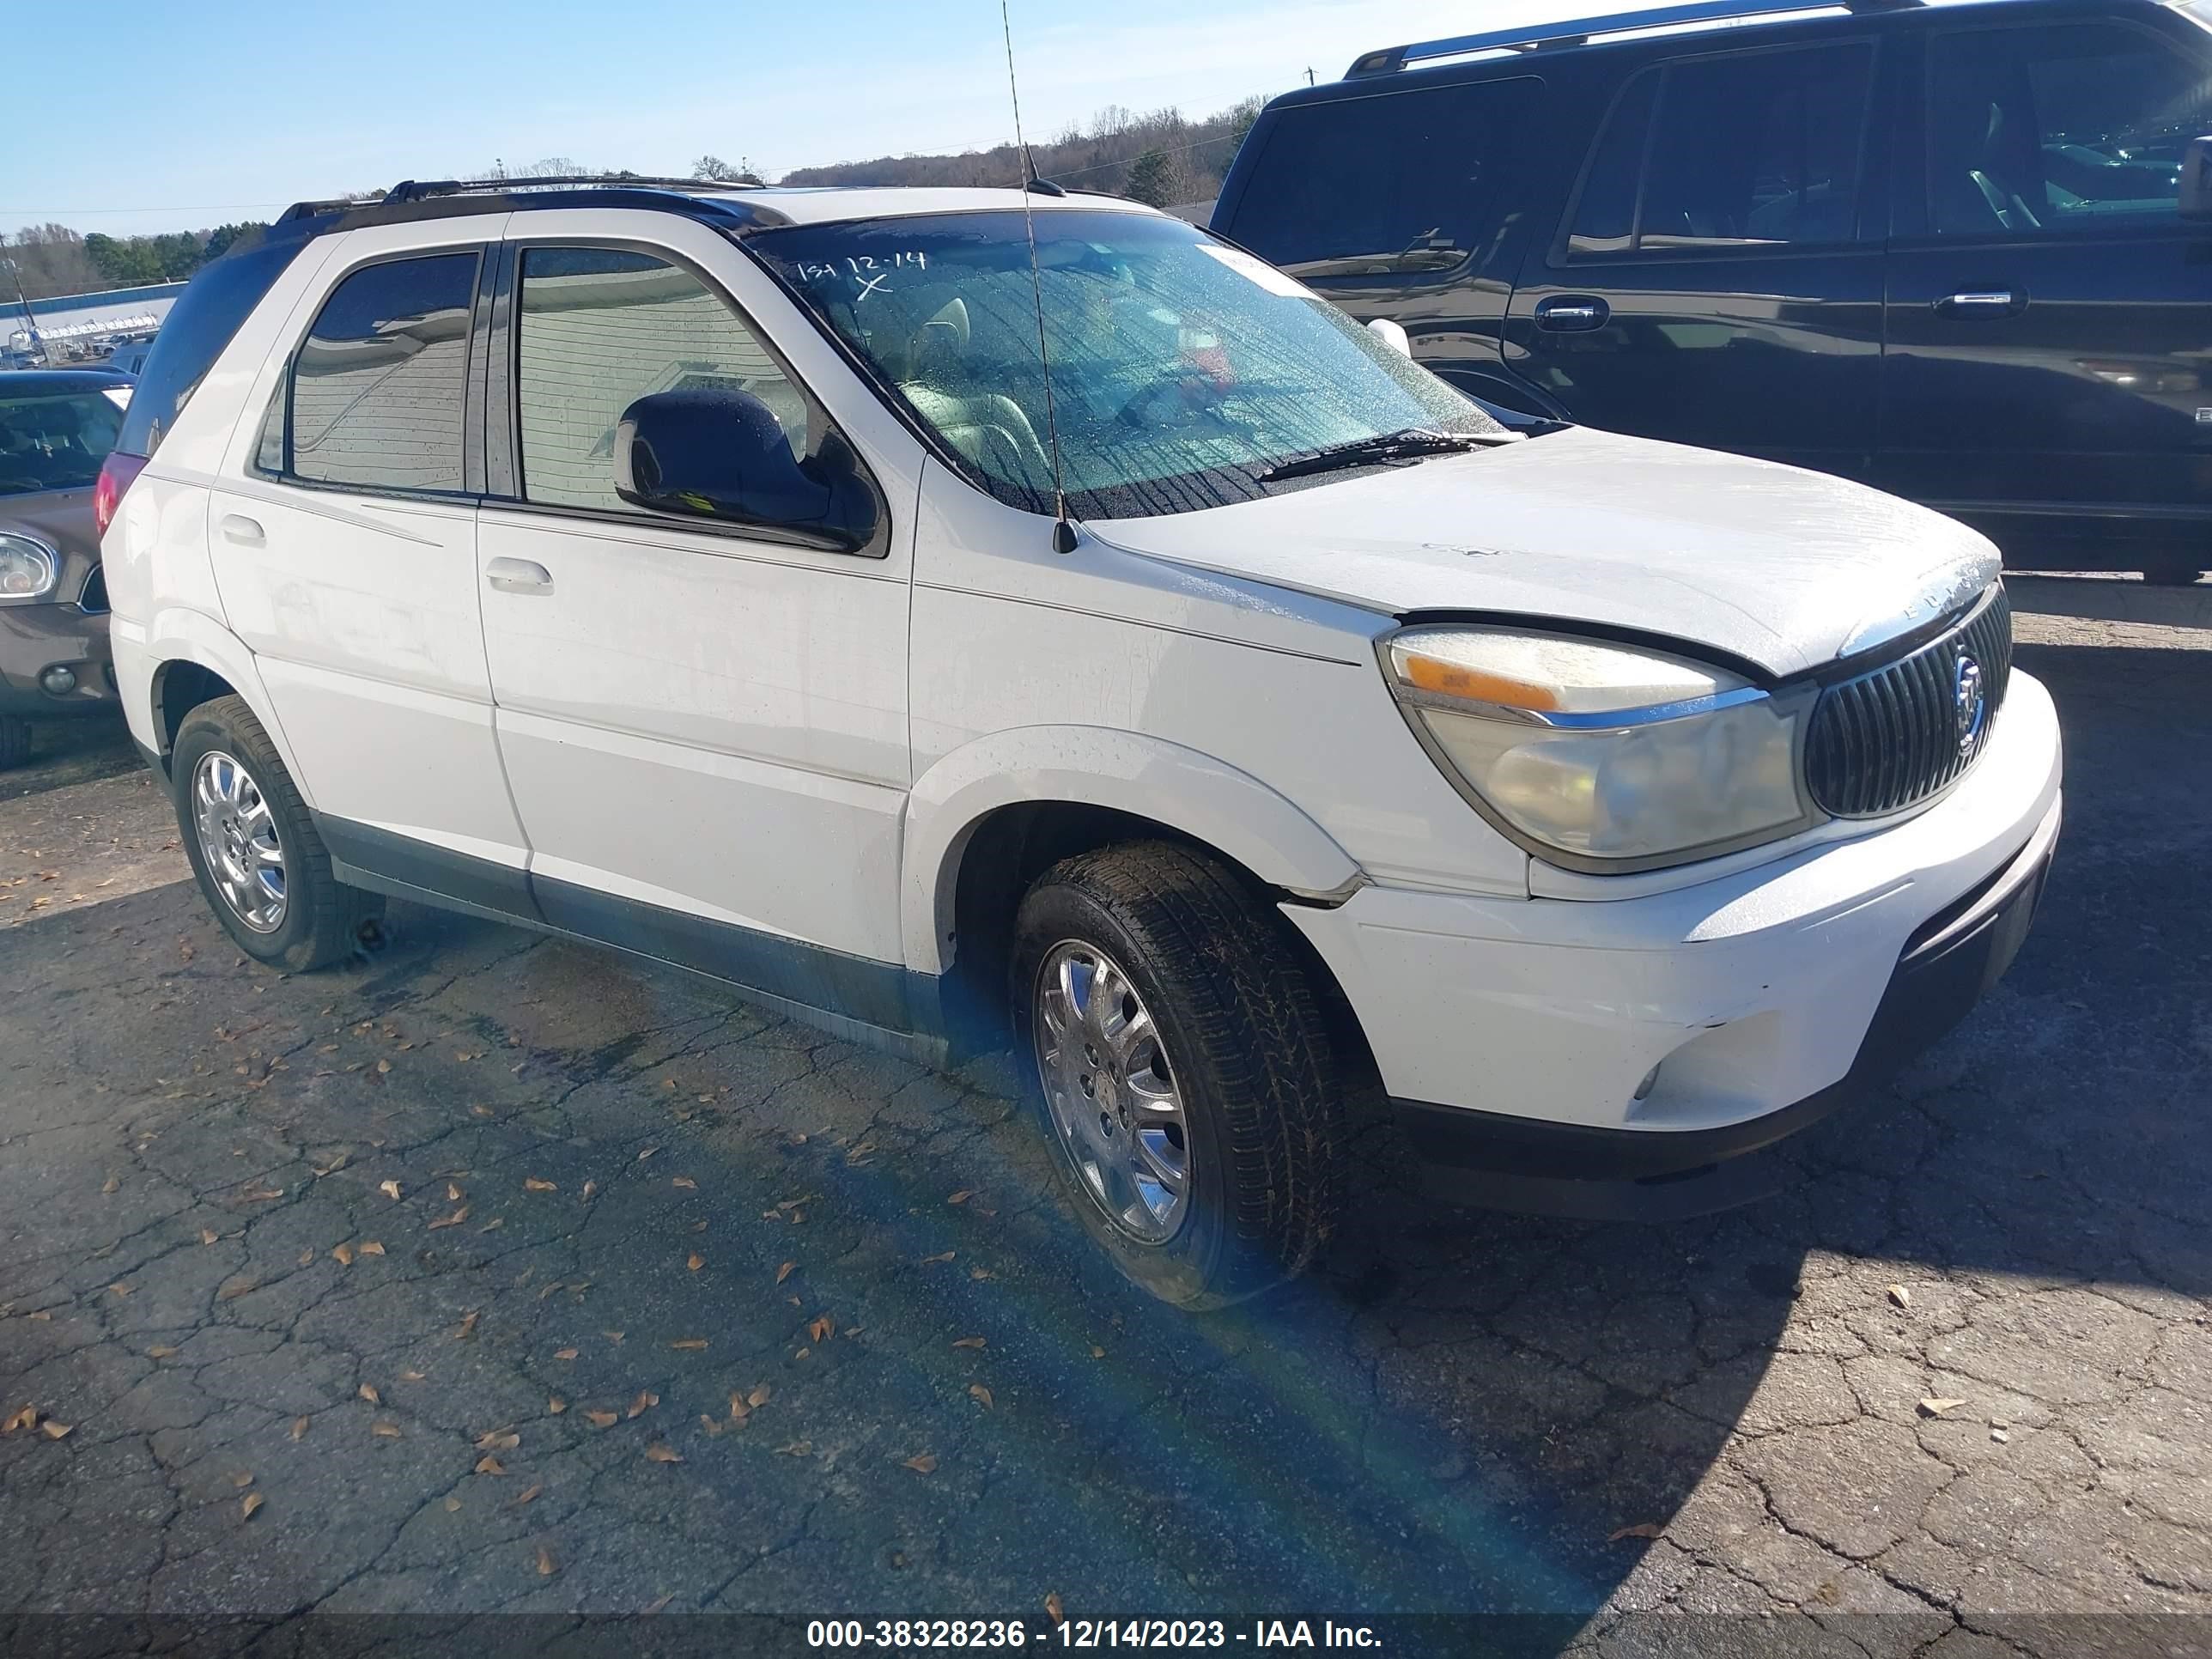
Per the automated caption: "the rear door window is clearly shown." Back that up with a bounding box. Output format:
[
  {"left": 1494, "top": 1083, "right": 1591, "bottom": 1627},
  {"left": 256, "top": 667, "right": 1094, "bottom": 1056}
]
[
  {"left": 112, "top": 231, "right": 305, "bottom": 458},
  {"left": 283, "top": 252, "right": 479, "bottom": 494},
  {"left": 1225, "top": 78, "right": 1539, "bottom": 277},
  {"left": 1563, "top": 43, "right": 1875, "bottom": 256},
  {"left": 1927, "top": 21, "right": 2212, "bottom": 235}
]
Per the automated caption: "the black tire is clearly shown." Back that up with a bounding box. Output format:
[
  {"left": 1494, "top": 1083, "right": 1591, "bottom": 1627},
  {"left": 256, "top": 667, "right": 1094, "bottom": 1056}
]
[
  {"left": 2142, "top": 558, "right": 2203, "bottom": 587},
  {"left": 170, "top": 695, "right": 382, "bottom": 971},
  {"left": 1010, "top": 840, "right": 1345, "bottom": 1310},
  {"left": 0, "top": 715, "right": 30, "bottom": 771}
]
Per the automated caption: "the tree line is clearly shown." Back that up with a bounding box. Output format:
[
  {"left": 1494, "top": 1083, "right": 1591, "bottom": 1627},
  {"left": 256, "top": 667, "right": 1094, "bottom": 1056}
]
[{"left": 2, "top": 222, "right": 268, "bottom": 301}]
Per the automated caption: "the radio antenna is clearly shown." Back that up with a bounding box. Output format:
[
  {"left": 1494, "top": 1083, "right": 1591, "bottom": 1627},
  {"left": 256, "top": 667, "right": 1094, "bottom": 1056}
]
[{"left": 1000, "top": 0, "right": 1078, "bottom": 555}]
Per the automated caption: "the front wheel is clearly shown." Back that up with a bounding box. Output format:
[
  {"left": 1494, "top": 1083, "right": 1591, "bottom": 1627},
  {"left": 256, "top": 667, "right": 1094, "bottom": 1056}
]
[
  {"left": 1011, "top": 841, "right": 1346, "bottom": 1310},
  {"left": 171, "top": 695, "right": 382, "bottom": 971},
  {"left": 0, "top": 715, "right": 30, "bottom": 771}
]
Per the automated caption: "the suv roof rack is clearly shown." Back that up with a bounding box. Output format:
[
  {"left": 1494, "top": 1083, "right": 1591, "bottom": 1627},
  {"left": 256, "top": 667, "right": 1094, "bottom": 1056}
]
[
  {"left": 271, "top": 176, "right": 794, "bottom": 237},
  {"left": 1346, "top": 0, "right": 1920, "bottom": 76}
]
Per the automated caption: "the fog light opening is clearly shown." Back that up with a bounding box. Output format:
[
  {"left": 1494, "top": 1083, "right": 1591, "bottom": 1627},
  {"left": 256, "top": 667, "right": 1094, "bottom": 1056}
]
[
  {"left": 39, "top": 665, "right": 77, "bottom": 697},
  {"left": 1632, "top": 1064, "right": 1662, "bottom": 1102}
]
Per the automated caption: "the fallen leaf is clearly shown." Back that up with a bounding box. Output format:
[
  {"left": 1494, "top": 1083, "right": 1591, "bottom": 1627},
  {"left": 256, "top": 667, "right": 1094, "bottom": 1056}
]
[
  {"left": 379, "top": 1181, "right": 402, "bottom": 1200},
  {"left": 1091, "top": 1346, "right": 1105, "bottom": 1359},
  {"left": 241, "top": 1492, "right": 264, "bottom": 1521},
  {"left": 452, "top": 1310, "right": 480, "bottom": 1340},
  {"left": 670, "top": 1338, "right": 708, "bottom": 1352},
  {"left": 672, "top": 1176, "right": 696, "bottom": 1190},
  {"left": 358, "top": 1241, "right": 386, "bottom": 1256},
  {"left": 444, "top": 1496, "right": 461, "bottom": 1513},
  {"left": 290, "top": 1416, "right": 309, "bottom": 1441},
  {"left": 637, "top": 1146, "right": 659, "bottom": 1162},
  {"left": 626, "top": 1390, "right": 658, "bottom": 1419},
  {"left": 474, "top": 1455, "right": 507, "bottom": 1476},
  {"left": 109, "top": 1282, "right": 132, "bottom": 1298},
  {"left": 148, "top": 1345, "right": 179, "bottom": 1360},
  {"left": 359, "top": 1383, "right": 380, "bottom": 1405},
  {"left": 399, "top": 1369, "right": 426, "bottom": 1382},
  {"left": 1887, "top": 1284, "right": 1912, "bottom": 1309},
  {"left": 777, "top": 1440, "right": 811, "bottom": 1456},
  {"left": 428, "top": 1206, "right": 470, "bottom": 1231},
  {"left": 948, "top": 1190, "right": 973, "bottom": 1205},
  {"left": 903, "top": 1452, "right": 938, "bottom": 1474},
  {"left": 536, "top": 1544, "right": 557, "bottom": 1577},
  {"left": 553, "top": 1348, "right": 579, "bottom": 1362},
  {"left": 581, "top": 1181, "right": 598, "bottom": 1200},
  {"left": 808, "top": 1315, "right": 834, "bottom": 1344},
  {"left": 969, "top": 1384, "right": 994, "bottom": 1410},
  {"left": 584, "top": 1410, "right": 618, "bottom": 1428},
  {"left": 446, "top": 1182, "right": 465, "bottom": 1202},
  {"left": 729, "top": 1392, "right": 750, "bottom": 1421},
  {"left": 101, "top": 1176, "right": 119, "bottom": 1195},
  {"left": 216, "top": 1279, "right": 255, "bottom": 1302},
  {"left": 920, "top": 1250, "right": 954, "bottom": 1266},
  {"left": 234, "top": 1470, "right": 254, "bottom": 1488},
  {"left": 371, "top": 1421, "right": 402, "bottom": 1438},
  {"left": 1045, "top": 1593, "right": 1065, "bottom": 1623},
  {"left": 548, "top": 1396, "right": 567, "bottom": 1415},
  {"left": 332, "top": 1243, "right": 356, "bottom": 1267},
  {"left": 971, "top": 1267, "right": 994, "bottom": 1281},
  {"left": 374, "top": 1060, "right": 392, "bottom": 1075},
  {"left": 199, "top": 1228, "right": 218, "bottom": 1246},
  {"left": 1919, "top": 1397, "right": 1969, "bottom": 1417},
  {"left": 746, "top": 1384, "right": 772, "bottom": 1409},
  {"left": 645, "top": 1442, "right": 683, "bottom": 1464},
  {"left": 775, "top": 1261, "right": 796, "bottom": 1284},
  {"left": 1, "top": 1406, "right": 33, "bottom": 1434},
  {"left": 297, "top": 1248, "right": 315, "bottom": 1267},
  {"left": 700, "top": 1413, "right": 724, "bottom": 1437},
  {"left": 524, "top": 1178, "right": 557, "bottom": 1193},
  {"left": 1608, "top": 1522, "right": 1663, "bottom": 1542},
  {"left": 687, "top": 1254, "right": 704, "bottom": 1273},
  {"left": 952, "top": 1335, "right": 987, "bottom": 1350},
  {"left": 514, "top": 1483, "right": 542, "bottom": 1505},
  {"left": 475, "top": 1429, "right": 520, "bottom": 1451},
  {"left": 604, "top": 1330, "right": 624, "bottom": 1345},
  {"left": 41, "top": 1420, "right": 72, "bottom": 1440}
]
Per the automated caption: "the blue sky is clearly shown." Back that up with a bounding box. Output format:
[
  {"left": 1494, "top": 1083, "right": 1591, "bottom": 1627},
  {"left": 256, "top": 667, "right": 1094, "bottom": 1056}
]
[{"left": 1, "top": 0, "right": 1583, "bottom": 237}]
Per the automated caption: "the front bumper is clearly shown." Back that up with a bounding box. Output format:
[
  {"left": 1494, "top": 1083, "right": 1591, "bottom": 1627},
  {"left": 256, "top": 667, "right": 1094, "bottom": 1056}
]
[
  {"left": 1285, "top": 669, "right": 2064, "bottom": 1218},
  {"left": 0, "top": 599, "right": 115, "bottom": 717}
]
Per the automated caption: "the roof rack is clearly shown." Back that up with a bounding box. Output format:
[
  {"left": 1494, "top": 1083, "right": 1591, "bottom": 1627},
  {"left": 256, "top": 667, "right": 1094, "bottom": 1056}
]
[
  {"left": 380, "top": 174, "right": 760, "bottom": 204},
  {"left": 271, "top": 177, "right": 794, "bottom": 237},
  {"left": 1346, "top": 0, "right": 1918, "bottom": 76}
]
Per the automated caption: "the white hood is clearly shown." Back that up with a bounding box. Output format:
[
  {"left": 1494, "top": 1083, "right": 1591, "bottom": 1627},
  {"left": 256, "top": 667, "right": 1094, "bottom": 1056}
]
[{"left": 1090, "top": 426, "right": 1999, "bottom": 678}]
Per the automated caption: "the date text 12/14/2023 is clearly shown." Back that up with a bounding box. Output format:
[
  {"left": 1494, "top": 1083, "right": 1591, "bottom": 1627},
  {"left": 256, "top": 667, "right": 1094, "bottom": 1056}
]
[{"left": 805, "top": 1620, "right": 1384, "bottom": 1648}]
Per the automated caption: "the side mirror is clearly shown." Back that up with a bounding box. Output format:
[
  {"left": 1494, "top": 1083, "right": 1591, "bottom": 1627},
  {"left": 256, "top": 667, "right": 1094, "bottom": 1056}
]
[
  {"left": 614, "top": 387, "right": 877, "bottom": 551},
  {"left": 1365, "top": 317, "right": 1413, "bottom": 358},
  {"left": 2181, "top": 136, "right": 2212, "bottom": 221}
]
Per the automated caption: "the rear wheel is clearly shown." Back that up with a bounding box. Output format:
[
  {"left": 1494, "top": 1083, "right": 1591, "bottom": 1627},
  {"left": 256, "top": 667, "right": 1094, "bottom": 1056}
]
[
  {"left": 0, "top": 716, "right": 30, "bottom": 771},
  {"left": 1011, "top": 841, "right": 1345, "bottom": 1310},
  {"left": 171, "top": 696, "right": 381, "bottom": 971}
]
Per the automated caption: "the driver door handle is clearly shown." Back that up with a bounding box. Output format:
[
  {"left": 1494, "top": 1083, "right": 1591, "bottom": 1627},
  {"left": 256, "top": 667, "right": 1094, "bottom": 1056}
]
[
  {"left": 1935, "top": 289, "right": 2022, "bottom": 318},
  {"left": 1534, "top": 295, "right": 1610, "bottom": 331},
  {"left": 485, "top": 557, "right": 553, "bottom": 594},
  {"left": 217, "top": 514, "right": 264, "bottom": 547}
]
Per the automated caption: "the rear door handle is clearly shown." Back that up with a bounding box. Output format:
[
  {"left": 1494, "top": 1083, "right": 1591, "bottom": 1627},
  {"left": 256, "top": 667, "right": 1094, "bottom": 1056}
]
[
  {"left": 216, "top": 514, "right": 264, "bottom": 547},
  {"left": 1534, "top": 295, "right": 1610, "bottom": 331},
  {"left": 1935, "top": 289, "right": 2022, "bottom": 318},
  {"left": 484, "top": 557, "right": 553, "bottom": 594}
]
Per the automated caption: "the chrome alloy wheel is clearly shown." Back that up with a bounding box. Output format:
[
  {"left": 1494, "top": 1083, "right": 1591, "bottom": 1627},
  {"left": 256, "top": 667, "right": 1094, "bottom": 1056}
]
[
  {"left": 1031, "top": 940, "right": 1191, "bottom": 1244},
  {"left": 191, "top": 750, "right": 287, "bottom": 934}
]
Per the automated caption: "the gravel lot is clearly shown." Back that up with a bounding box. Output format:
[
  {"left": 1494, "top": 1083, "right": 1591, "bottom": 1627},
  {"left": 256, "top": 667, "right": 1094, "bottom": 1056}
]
[{"left": 0, "top": 576, "right": 2204, "bottom": 1656}]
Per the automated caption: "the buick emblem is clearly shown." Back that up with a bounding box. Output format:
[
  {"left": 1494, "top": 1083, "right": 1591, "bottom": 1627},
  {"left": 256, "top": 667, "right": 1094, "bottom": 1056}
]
[{"left": 1954, "top": 652, "right": 1987, "bottom": 753}]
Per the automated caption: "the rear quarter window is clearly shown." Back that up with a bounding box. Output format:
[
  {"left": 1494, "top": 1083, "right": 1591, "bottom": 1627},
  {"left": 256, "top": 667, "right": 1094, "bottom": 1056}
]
[
  {"left": 114, "top": 231, "right": 306, "bottom": 459},
  {"left": 1222, "top": 78, "right": 1540, "bottom": 277}
]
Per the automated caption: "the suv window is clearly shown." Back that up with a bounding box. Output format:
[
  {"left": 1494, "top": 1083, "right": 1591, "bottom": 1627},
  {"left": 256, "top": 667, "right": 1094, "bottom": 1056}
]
[
  {"left": 513, "top": 246, "right": 811, "bottom": 514},
  {"left": 1928, "top": 22, "right": 2212, "bottom": 235},
  {"left": 113, "top": 230, "right": 303, "bottom": 459},
  {"left": 1225, "top": 78, "right": 1538, "bottom": 276},
  {"left": 1566, "top": 44, "right": 1873, "bottom": 255},
  {"left": 286, "top": 252, "right": 478, "bottom": 493}
]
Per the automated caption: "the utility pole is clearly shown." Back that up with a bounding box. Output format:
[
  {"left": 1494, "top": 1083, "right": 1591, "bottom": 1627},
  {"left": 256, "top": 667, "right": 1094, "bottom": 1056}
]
[{"left": 1, "top": 257, "right": 46, "bottom": 367}]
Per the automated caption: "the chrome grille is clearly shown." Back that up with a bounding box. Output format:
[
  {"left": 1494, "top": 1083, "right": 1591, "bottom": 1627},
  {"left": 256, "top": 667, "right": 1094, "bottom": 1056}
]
[{"left": 1803, "top": 586, "right": 2012, "bottom": 819}]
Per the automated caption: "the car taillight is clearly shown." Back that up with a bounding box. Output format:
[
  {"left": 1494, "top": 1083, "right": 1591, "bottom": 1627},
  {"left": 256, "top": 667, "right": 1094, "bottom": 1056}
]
[{"left": 94, "top": 452, "right": 148, "bottom": 538}]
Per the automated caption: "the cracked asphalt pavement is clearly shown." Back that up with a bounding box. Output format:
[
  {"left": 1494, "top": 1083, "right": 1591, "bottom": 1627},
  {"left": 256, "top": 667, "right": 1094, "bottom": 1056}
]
[{"left": 0, "top": 576, "right": 2205, "bottom": 1656}]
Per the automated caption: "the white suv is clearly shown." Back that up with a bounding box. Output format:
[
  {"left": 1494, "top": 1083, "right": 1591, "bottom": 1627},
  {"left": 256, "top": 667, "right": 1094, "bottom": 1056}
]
[{"left": 95, "top": 179, "right": 2061, "bottom": 1307}]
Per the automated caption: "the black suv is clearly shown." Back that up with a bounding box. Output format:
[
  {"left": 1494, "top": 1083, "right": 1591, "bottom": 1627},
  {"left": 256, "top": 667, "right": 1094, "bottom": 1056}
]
[{"left": 1215, "top": 0, "right": 2212, "bottom": 582}]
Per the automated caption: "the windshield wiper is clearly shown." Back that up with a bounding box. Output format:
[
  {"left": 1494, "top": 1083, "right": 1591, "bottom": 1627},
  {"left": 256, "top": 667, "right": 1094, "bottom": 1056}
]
[{"left": 1256, "top": 428, "right": 1493, "bottom": 483}]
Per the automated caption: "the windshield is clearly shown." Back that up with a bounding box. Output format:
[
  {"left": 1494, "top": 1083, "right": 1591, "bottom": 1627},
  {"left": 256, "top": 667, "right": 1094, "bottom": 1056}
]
[
  {"left": 0, "top": 388, "right": 125, "bottom": 495},
  {"left": 748, "top": 209, "right": 1499, "bottom": 520}
]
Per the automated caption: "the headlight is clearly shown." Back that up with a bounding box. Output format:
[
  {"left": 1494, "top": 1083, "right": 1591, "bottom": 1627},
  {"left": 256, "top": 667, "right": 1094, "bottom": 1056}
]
[
  {"left": 0, "top": 534, "right": 58, "bottom": 603},
  {"left": 1383, "top": 625, "right": 1817, "bottom": 870}
]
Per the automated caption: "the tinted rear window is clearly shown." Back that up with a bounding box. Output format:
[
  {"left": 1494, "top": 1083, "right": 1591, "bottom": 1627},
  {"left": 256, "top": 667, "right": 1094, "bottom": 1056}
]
[
  {"left": 1225, "top": 78, "right": 1539, "bottom": 276},
  {"left": 114, "top": 231, "right": 305, "bottom": 458}
]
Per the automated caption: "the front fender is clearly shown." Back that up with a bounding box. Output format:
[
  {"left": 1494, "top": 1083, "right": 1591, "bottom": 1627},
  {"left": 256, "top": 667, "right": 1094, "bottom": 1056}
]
[{"left": 902, "top": 726, "right": 1363, "bottom": 975}]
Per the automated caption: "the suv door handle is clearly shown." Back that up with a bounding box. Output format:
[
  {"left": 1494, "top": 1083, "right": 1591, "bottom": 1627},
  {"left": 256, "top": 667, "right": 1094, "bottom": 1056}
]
[
  {"left": 1534, "top": 295, "right": 1610, "bottom": 331},
  {"left": 1935, "top": 289, "right": 2022, "bottom": 318},
  {"left": 485, "top": 557, "right": 553, "bottom": 593},
  {"left": 217, "top": 514, "right": 265, "bottom": 547}
]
